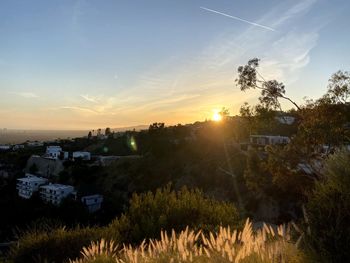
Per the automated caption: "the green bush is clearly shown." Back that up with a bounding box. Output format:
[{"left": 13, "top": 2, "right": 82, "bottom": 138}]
[
  {"left": 306, "top": 150, "right": 350, "bottom": 262},
  {"left": 9, "top": 226, "right": 105, "bottom": 263},
  {"left": 107, "top": 185, "right": 240, "bottom": 243}
]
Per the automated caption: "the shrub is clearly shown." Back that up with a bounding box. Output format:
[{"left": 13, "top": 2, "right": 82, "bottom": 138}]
[
  {"left": 306, "top": 150, "right": 350, "bottom": 262},
  {"left": 9, "top": 226, "right": 105, "bottom": 263},
  {"left": 107, "top": 185, "right": 240, "bottom": 244}
]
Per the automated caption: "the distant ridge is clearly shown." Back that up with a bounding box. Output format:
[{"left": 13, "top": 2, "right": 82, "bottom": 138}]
[
  {"left": 0, "top": 125, "right": 150, "bottom": 144},
  {"left": 112, "top": 125, "right": 149, "bottom": 132}
]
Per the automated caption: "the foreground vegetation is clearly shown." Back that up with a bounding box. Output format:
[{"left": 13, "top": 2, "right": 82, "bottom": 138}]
[
  {"left": 8, "top": 187, "right": 240, "bottom": 263},
  {"left": 70, "top": 220, "right": 306, "bottom": 263},
  {"left": 6, "top": 148, "right": 350, "bottom": 262}
]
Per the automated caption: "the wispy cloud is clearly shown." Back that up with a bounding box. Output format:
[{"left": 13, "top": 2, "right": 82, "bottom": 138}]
[
  {"left": 50, "top": 0, "right": 322, "bottom": 126},
  {"left": 80, "top": 94, "right": 99, "bottom": 103},
  {"left": 59, "top": 106, "right": 98, "bottom": 114},
  {"left": 200, "top": 6, "right": 276, "bottom": 32},
  {"left": 112, "top": 0, "right": 321, "bottom": 120},
  {"left": 11, "top": 92, "right": 39, "bottom": 98},
  {"left": 270, "top": 0, "right": 317, "bottom": 28}
]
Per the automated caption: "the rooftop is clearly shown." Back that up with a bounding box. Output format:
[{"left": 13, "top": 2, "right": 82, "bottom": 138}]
[
  {"left": 40, "top": 183, "right": 73, "bottom": 190},
  {"left": 17, "top": 174, "right": 48, "bottom": 183},
  {"left": 82, "top": 194, "right": 103, "bottom": 199}
]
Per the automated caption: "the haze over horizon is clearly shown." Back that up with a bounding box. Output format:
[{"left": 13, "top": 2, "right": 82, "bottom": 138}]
[{"left": 1, "top": 0, "right": 349, "bottom": 130}]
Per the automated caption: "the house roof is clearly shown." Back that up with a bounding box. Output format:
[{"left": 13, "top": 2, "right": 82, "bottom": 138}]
[
  {"left": 81, "top": 194, "right": 103, "bottom": 200},
  {"left": 40, "top": 184, "right": 74, "bottom": 191},
  {"left": 17, "top": 174, "right": 48, "bottom": 183}
]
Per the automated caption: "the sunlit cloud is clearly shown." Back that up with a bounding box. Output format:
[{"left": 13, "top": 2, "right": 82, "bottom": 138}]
[{"left": 59, "top": 106, "right": 98, "bottom": 114}]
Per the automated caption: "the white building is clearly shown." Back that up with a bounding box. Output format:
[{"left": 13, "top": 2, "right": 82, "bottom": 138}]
[
  {"left": 81, "top": 194, "right": 103, "bottom": 213},
  {"left": 250, "top": 135, "right": 290, "bottom": 146},
  {"left": 40, "top": 183, "right": 75, "bottom": 205},
  {"left": 46, "top": 146, "right": 62, "bottom": 159},
  {"left": 61, "top": 151, "right": 69, "bottom": 160},
  {"left": 16, "top": 174, "right": 49, "bottom": 199},
  {"left": 275, "top": 116, "right": 295, "bottom": 125},
  {"left": 0, "top": 145, "right": 11, "bottom": 151},
  {"left": 13, "top": 144, "right": 25, "bottom": 150},
  {"left": 27, "top": 141, "right": 44, "bottom": 147},
  {"left": 73, "top": 151, "right": 91, "bottom": 161}
]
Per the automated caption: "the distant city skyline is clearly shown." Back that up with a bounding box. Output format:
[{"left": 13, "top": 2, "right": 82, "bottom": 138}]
[{"left": 1, "top": 0, "right": 349, "bottom": 129}]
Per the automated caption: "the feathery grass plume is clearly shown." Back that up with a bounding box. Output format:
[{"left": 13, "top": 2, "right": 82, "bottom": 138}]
[
  {"left": 70, "top": 239, "right": 119, "bottom": 263},
  {"left": 70, "top": 218, "right": 306, "bottom": 263}
]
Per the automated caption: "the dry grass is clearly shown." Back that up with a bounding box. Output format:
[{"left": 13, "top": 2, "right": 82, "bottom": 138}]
[{"left": 70, "top": 219, "right": 305, "bottom": 263}]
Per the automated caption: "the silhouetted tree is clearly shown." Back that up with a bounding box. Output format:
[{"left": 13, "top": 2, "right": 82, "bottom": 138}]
[
  {"left": 236, "top": 58, "right": 300, "bottom": 110},
  {"left": 105, "top": 127, "right": 111, "bottom": 136}
]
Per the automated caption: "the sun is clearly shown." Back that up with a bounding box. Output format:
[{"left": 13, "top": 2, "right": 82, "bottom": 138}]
[{"left": 212, "top": 112, "right": 222, "bottom": 122}]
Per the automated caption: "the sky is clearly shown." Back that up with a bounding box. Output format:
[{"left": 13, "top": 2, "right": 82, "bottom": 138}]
[{"left": 0, "top": 0, "right": 350, "bottom": 130}]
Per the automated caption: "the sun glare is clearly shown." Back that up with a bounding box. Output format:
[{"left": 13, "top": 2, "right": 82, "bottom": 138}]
[{"left": 212, "top": 112, "right": 222, "bottom": 122}]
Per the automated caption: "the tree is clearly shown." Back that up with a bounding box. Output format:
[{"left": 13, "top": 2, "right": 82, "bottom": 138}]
[
  {"left": 306, "top": 150, "right": 350, "bottom": 262},
  {"left": 87, "top": 131, "right": 92, "bottom": 139},
  {"left": 325, "top": 70, "right": 350, "bottom": 104},
  {"left": 236, "top": 58, "right": 300, "bottom": 111},
  {"left": 297, "top": 99, "right": 350, "bottom": 151},
  {"left": 105, "top": 127, "right": 111, "bottom": 136},
  {"left": 219, "top": 107, "right": 230, "bottom": 119},
  {"left": 149, "top": 122, "right": 165, "bottom": 131}
]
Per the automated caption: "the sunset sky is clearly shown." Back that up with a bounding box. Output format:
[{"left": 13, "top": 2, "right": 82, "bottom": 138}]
[{"left": 1, "top": 0, "right": 349, "bottom": 130}]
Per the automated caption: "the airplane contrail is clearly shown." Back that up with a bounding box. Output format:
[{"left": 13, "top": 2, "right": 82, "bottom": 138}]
[{"left": 200, "top": 6, "right": 275, "bottom": 32}]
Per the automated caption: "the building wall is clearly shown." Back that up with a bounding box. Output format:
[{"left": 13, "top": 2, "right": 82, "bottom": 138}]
[
  {"left": 17, "top": 176, "right": 48, "bottom": 199},
  {"left": 40, "top": 185, "right": 74, "bottom": 205}
]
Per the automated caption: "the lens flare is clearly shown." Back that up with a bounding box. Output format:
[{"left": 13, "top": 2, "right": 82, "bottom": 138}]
[{"left": 129, "top": 136, "right": 137, "bottom": 152}]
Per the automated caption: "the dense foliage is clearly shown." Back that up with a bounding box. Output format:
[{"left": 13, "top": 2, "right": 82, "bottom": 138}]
[
  {"left": 306, "top": 150, "right": 350, "bottom": 262},
  {"left": 9, "top": 222, "right": 104, "bottom": 263},
  {"left": 107, "top": 186, "right": 240, "bottom": 244}
]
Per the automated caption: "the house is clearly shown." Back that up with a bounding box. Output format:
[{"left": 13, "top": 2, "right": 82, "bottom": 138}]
[
  {"left": 40, "top": 183, "right": 75, "bottom": 205},
  {"left": 60, "top": 151, "right": 69, "bottom": 160},
  {"left": 26, "top": 141, "right": 44, "bottom": 147},
  {"left": 73, "top": 151, "right": 91, "bottom": 161},
  {"left": 250, "top": 135, "right": 290, "bottom": 146},
  {"left": 81, "top": 194, "right": 103, "bottom": 213},
  {"left": 13, "top": 144, "right": 25, "bottom": 150},
  {"left": 16, "top": 174, "right": 49, "bottom": 199},
  {"left": 94, "top": 155, "right": 120, "bottom": 166},
  {"left": 25, "top": 155, "right": 64, "bottom": 177},
  {"left": 94, "top": 155, "right": 141, "bottom": 166},
  {"left": 45, "top": 146, "right": 62, "bottom": 159},
  {"left": 275, "top": 116, "right": 295, "bottom": 125},
  {"left": 0, "top": 145, "right": 11, "bottom": 151}
]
